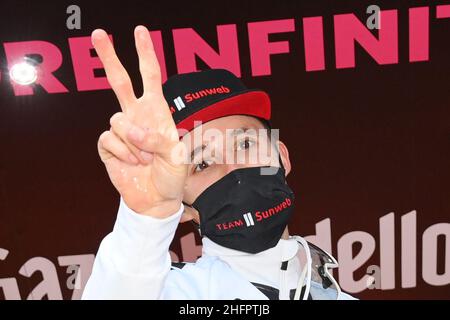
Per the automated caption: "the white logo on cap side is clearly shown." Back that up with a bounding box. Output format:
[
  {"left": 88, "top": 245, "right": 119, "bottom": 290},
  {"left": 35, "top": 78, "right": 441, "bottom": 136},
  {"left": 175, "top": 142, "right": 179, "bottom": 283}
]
[
  {"left": 174, "top": 96, "right": 186, "bottom": 111},
  {"left": 243, "top": 212, "right": 255, "bottom": 227}
]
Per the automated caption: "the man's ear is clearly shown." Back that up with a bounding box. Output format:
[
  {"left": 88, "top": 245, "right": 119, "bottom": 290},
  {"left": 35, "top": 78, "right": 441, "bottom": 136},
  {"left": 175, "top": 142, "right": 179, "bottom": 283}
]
[
  {"left": 180, "top": 204, "right": 199, "bottom": 223},
  {"left": 277, "top": 141, "right": 291, "bottom": 176}
]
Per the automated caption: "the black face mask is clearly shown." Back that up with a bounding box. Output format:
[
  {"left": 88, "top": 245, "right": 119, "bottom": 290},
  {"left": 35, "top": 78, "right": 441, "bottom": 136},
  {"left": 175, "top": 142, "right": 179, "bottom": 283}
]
[{"left": 187, "top": 166, "right": 295, "bottom": 254}]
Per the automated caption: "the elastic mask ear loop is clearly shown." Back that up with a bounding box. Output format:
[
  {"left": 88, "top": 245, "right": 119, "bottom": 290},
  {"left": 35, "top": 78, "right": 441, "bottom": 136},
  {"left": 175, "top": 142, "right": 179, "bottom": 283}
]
[
  {"left": 183, "top": 201, "right": 202, "bottom": 236},
  {"left": 191, "top": 220, "right": 201, "bottom": 236},
  {"left": 293, "top": 236, "right": 312, "bottom": 300},
  {"left": 276, "top": 139, "right": 287, "bottom": 174},
  {"left": 278, "top": 145, "right": 285, "bottom": 170},
  {"left": 279, "top": 156, "right": 285, "bottom": 173}
]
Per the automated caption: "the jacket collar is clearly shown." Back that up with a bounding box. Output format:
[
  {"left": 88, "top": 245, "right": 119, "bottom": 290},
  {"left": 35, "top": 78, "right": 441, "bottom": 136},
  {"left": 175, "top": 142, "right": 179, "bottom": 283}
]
[{"left": 201, "top": 236, "right": 301, "bottom": 290}]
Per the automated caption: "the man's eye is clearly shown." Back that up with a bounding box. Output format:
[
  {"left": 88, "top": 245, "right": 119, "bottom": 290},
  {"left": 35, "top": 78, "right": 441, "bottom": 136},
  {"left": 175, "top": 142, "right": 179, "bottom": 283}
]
[
  {"left": 237, "top": 138, "right": 256, "bottom": 151},
  {"left": 194, "top": 160, "right": 212, "bottom": 172}
]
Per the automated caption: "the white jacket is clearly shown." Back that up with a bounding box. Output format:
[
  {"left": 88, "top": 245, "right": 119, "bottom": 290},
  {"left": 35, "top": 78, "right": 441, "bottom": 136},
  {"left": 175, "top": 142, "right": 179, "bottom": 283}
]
[{"left": 82, "top": 198, "right": 356, "bottom": 300}]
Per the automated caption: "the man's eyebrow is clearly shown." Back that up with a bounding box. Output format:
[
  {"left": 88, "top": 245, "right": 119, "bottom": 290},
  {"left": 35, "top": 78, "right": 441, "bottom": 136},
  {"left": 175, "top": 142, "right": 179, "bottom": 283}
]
[
  {"left": 229, "top": 127, "right": 257, "bottom": 136},
  {"left": 190, "top": 144, "right": 207, "bottom": 162}
]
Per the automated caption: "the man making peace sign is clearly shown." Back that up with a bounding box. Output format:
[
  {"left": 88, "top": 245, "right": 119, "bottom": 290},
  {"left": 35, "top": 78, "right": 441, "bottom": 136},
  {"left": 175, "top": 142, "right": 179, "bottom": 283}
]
[{"left": 82, "top": 25, "right": 355, "bottom": 300}]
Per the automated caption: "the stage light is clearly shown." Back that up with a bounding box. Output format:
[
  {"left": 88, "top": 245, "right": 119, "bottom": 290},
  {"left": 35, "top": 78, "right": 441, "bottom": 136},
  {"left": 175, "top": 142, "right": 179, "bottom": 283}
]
[{"left": 9, "top": 61, "right": 37, "bottom": 85}]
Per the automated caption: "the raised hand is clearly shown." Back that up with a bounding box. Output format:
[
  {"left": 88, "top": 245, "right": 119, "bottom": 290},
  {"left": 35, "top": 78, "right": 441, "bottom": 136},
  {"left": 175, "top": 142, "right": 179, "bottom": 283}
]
[{"left": 92, "top": 26, "right": 188, "bottom": 218}]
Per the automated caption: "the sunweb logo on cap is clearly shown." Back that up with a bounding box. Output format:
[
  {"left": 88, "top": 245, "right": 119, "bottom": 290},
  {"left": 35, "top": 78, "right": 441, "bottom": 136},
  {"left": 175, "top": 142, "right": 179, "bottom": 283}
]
[{"left": 185, "top": 85, "right": 231, "bottom": 103}]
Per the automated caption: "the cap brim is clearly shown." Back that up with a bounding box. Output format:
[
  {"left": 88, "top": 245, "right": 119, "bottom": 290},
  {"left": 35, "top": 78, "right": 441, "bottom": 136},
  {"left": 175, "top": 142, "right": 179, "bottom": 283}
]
[{"left": 175, "top": 90, "right": 271, "bottom": 136}]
